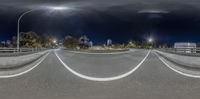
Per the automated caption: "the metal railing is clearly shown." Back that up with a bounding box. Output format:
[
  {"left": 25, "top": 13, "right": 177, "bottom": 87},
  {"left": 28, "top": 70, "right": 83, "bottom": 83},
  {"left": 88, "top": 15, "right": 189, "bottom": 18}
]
[
  {"left": 158, "top": 48, "right": 200, "bottom": 57},
  {"left": 0, "top": 48, "right": 49, "bottom": 57},
  {"left": 0, "top": 48, "right": 48, "bottom": 53},
  {"left": 0, "top": 48, "right": 18, "bottom": 53}
]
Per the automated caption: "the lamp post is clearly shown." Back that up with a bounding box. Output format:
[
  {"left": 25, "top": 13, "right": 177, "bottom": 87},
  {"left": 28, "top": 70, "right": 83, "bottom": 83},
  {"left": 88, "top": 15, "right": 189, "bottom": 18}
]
[
  {"left": 16, "top": 6, "right": 68, "bottom": 51},
  {"left": 17, "top": 9, "right": 35, "bottom": 51}
]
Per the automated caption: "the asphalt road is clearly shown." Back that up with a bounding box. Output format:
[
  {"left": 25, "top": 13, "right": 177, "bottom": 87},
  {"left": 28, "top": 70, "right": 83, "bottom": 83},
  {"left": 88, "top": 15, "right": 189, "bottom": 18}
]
[{"left": 0, "top": 49, "right": 200, "bottom": 99}]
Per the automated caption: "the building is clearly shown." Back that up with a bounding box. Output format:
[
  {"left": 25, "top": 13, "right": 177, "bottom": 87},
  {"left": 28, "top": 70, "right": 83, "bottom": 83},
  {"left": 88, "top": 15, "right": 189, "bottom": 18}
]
[
  {"left": 107, "top": 39, "right": 112, "bottom": 46},
  {"left": 197, "top": 43, "right": 200, "bottom": 53},
  {"left": 197, "top": 43, "right": 200, "bottom": 48},
  {"left": 88, "top": 41, "right": 93, "bottom": 47},
  {"left": 174, "top": 42, "right": 196, "bottom": 53}
]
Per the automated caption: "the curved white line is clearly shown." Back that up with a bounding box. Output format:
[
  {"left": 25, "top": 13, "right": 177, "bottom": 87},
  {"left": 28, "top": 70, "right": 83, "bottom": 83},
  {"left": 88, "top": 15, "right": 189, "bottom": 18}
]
[
  {"left": 64, "top": 49, "right": 134, "bottom": 55},
  {"left": 154, "top": 52, "right": 200, "bottom": 78},
  {"left": 0, "top": 52, "right": 49, "bottom": 78},
  {"left": 55, "top": 50, "right": 150, "bottom": 81}
]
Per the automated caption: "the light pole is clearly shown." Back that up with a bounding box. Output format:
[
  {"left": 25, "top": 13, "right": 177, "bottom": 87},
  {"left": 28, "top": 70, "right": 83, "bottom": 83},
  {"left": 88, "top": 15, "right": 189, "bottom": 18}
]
[
  {"left": 17, "top": 9, "right": 36, "bottom": 51},
  {"left": 17, "top": 6, "right": 68, "bottom": 51}
]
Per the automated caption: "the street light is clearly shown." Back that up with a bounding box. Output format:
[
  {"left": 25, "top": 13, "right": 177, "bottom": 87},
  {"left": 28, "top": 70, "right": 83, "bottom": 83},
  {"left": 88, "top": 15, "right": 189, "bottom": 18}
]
[
  {"left": 148, "top": 37, "right": 153, "bottom": 43},
  {"left": 53, "top": 40, "right": 57, "bottom": 44},
  {"left": 17, "top": 6, "right": 69, "bottom": 51},
  {"left": 147, "top": 37, "right": 154, "bottom": 49}
]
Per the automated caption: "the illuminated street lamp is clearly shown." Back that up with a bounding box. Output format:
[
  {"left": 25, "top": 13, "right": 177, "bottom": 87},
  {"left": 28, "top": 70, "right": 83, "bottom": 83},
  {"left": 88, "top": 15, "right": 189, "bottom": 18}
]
[
  {"left": 17, "top": 6, "right": 69, "bottom": 51},
  {"left": 148, "top": 37, "right": 153, "bottom": 43},
  {"left": 53, "top": 40, "right": 57, "bottom": 44},
  {"left": 147, "top": 37, "right": 154, "bottom": 48}
]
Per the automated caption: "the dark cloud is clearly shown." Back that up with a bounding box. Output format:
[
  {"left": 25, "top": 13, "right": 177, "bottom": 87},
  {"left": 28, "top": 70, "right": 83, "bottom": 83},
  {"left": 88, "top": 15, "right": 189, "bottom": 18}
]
[
  {"left": 1, "top": 0, "right": 200, "bottom": 43},
  {"left": 0, "top": 0, "right": 200, "bottom": 19},
  {"left": 1, "top": 0, "right": 200, "bottom": 12},
  {"left": 138, "top": 9, "right": 169, "bottom": 14}
]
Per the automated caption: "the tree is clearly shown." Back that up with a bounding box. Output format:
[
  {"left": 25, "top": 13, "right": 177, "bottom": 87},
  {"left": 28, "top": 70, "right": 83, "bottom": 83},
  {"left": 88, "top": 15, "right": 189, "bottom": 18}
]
[
  {"left": 79, "top": 35, "right": 89, "bottom": 49},
  {"left": 40, "top": 33, "right": 54, "bottom": 48},
  {"left": 126, "top": 40, "right": 137, "bottom": 48},
  {"left": 63, "top": 35, "right": 79, "bottom": 49},
  {"left": 111, "top": 43, "right": 126, "bottom": 49},
  {"left": 19, "top": 31, "right": 41, "bottom": 48}
]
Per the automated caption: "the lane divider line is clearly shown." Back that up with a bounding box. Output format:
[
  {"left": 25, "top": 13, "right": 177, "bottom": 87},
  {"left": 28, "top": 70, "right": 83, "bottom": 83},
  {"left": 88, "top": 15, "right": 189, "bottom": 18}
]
[
  {"left": 154, "top": 51, "right": 200, "bottom": 78},
  {"left": 0, "top": 52, "right": 50, "bottom": 78},
  {"left": 54, "top": 50, "right": 150, "bottom": 82}
]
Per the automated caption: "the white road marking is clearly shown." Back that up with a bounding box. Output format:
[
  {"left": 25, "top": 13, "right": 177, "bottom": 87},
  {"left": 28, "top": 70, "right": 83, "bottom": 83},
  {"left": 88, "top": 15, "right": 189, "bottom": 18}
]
[
  {"left": 64, "top": 49, "right": 135, "bottom": 55},
  {"left": 154, "top": 51, "right": 200, "bottom": 78},
  {"left": 0, "top": 52, "right": 49, "bottom": 78},
  {"left": 55, "top": 50, "right": 150, "bottom": 82}
]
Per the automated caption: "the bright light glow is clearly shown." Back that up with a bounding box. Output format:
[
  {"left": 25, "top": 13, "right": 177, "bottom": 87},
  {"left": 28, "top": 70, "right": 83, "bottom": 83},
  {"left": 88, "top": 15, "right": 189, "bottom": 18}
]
[
  {"left": 53, "top": 40, "right": 57, "bottom": 43},
  {"left": 48, "top": 6, "right": 68, "bottom": 10},
  {"left": 148, "top": 37, "right": 153, "bottom": 43}
]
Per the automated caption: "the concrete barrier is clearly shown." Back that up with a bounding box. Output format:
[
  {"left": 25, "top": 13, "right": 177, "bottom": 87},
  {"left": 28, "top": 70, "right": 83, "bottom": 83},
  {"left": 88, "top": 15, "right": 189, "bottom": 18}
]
[
  {"left": 156, "top": 50, "right": 200, "bottom": 68},
  {"left": 0, "top": 50, "right": 49, "bottom": 69}
]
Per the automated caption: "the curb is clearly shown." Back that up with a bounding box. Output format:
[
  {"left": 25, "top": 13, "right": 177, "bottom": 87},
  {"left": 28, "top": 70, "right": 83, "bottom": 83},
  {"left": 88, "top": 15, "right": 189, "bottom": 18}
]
[{"left": 0, "top": 51, "right": 49, "bottom": 70}]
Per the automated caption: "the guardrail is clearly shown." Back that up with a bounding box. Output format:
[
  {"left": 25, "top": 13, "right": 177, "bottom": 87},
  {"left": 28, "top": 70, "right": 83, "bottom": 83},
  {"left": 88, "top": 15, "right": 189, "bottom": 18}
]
[
  {"left": 158, "top": 48, "right": 200, "bottom": 57},
  {"left": 0, "top": 48, "right": 48, "bottom": 53}
]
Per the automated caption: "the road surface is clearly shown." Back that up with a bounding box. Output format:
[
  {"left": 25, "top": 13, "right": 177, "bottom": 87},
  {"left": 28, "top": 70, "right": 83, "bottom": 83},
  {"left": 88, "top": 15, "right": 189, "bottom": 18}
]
[{"left": 0, "top": 49, "right": 200, "bottom": 99}]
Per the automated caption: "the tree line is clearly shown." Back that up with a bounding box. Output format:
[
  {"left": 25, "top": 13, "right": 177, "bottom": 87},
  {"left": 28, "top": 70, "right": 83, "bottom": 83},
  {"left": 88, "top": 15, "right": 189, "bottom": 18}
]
[
  {"left": 1, "top": 31, "right": 56, "bottom": 48},
  {"left": 2, "top": 31, "right": 92, "bottom": 49},
  {"left": 1, "top": 31, "right": 167, "bottom": 49}
]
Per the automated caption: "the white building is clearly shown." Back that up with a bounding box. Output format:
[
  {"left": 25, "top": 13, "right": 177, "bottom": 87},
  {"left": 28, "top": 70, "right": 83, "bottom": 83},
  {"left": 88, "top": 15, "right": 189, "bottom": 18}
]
[
  {"left": 174, "top": 42, "right": 196, "bottom": 53},
  {"left": 88, "top": 41, "right": 93, "bottom": 47},
  {"left": 107, "top": 39, "right": 112, "bottom": 46}
]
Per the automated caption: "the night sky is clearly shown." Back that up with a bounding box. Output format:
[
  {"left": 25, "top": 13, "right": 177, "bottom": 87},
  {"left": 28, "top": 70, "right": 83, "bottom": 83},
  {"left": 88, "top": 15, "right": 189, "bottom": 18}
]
[{"left": 0, "top": 0, "right": 200, "bottom": 44}]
